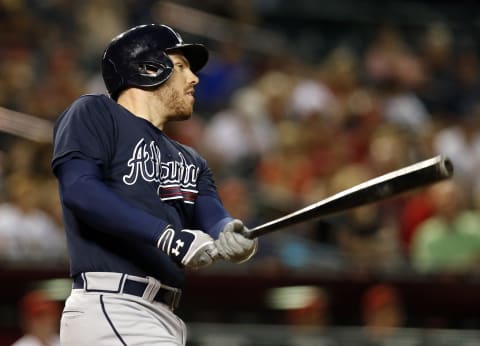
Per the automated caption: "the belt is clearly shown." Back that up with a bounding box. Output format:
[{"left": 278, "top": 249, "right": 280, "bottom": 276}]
[{"left": 73, "top": 272, "right": 182, "bottom": 311}]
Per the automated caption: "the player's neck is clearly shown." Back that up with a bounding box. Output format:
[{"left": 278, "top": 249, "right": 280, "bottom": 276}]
[{"left": 117, "top": 89, "right": 168, "bottom": 130}]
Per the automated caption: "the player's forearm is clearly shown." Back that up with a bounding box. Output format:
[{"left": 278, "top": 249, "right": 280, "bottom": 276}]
[
  {"left": 55, "top": 158, "right": 168, "bottom": 245},
  {"left": 193, "top": 194, "right": 232, "bottom": 238}
]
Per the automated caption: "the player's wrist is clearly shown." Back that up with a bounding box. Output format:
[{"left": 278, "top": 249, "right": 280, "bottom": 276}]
[
  {"left": 156, "top": 225, "right": 195, "bottom": 266},
  {"left": 156, "top": 225, "right": 217, "bottom": 269}
]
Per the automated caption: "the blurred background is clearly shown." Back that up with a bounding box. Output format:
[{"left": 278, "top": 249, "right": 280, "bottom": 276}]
[{"left": 2, "top": 0, "right": 480, "bottom": 345}]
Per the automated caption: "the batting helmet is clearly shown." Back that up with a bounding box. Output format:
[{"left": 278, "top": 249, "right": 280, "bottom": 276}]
[{"left": 101, "top": 24, "right": 209, "bottom": 100}]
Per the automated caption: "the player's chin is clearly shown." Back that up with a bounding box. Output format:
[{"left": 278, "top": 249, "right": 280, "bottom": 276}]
[
  {"left": 171, "top": 111, "right": 193, "bottom": 121},
  {"left": 171, "top": 101, "right": 195, "bottom": 121},
  {"left": 175, "top": 115, "right": 192, "bottom": 121}
]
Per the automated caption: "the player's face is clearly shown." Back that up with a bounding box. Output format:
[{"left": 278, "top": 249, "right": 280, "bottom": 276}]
[{"left": 154, "top": 53, "right": 199, "bottom": 121}]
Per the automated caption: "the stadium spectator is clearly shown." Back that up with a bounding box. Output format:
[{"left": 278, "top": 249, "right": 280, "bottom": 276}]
[
  {"left": 11, "top": 290, "right": 61, "bottom": 346},
  {"left": 352, "top": 283, "right": 418, "bottom": 346},
  {"left": 0, "top": 174, "right": 66, "bottom": 265},
  {"left": 411, "top": 179, "right": 480, "bottom": 273},
  {"left": 328, "top": 163, "right": 405, "bottom": 273}
]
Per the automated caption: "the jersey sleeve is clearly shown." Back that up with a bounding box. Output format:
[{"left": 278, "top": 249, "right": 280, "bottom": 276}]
[
  {"left": 55, "top": 158, "right": 168, "bottom": 245},
  {"left": 192, "top": 152, "right": 233, "bottom": 237},
  {"left": 52, "top": 95, "right": 116, "bottom": 171}
]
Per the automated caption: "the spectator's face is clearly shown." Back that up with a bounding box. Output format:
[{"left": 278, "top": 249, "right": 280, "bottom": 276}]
[{"left": 429, "top": 181, "right": 462, "bottom": 219}]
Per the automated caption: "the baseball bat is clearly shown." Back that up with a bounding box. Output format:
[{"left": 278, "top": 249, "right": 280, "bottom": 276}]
[{"left": 242, "top": 155, "right": 454, "bottom": 239}]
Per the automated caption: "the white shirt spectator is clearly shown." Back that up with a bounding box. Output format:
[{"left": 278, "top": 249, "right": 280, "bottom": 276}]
[{"left": 0, "top": 203, "right": 66, "bottom": 264}]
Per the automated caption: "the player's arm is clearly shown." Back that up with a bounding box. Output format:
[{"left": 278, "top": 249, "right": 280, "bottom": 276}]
[{"left": 54, "top": 158, "right": 217, "bottom": 269}]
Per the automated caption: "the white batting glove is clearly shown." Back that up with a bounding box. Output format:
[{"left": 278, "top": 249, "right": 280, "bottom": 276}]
[
  {"left": 215, "top": 219, "right": 258, "bottom": 263},
  {"left": 157, "top": 226, "right": 219, "bottom": 269}
]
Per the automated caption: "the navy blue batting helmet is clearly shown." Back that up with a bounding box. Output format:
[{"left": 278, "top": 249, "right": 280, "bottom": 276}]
[{"left": 102, "top": 24, "right": 209, "bottom": 100}]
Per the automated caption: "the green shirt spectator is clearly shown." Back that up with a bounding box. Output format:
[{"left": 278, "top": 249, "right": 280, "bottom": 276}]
[{"left": 412, "top": 210, "right": 480, "bottom": 272}]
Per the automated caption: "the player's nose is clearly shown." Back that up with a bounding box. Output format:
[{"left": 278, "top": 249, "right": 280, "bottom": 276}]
[{"left": 188, "top": 69, "right": 199, "bottom": 86}]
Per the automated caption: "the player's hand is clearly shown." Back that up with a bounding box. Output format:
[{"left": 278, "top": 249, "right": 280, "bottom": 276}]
[
  {"left": 157, "top": 226, "right": 219, "bottom": 269},
  {"left": 215, "top": 219, "right": 258, "bottom": 263}
]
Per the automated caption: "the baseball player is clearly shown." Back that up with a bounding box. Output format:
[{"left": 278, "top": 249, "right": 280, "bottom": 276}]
[{"left": 51, "top": 24, "right": 257, "bottom": 346}]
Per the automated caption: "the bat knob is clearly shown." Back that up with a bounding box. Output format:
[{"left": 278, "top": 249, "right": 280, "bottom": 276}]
[{"left": 439, "top": 156, "right": 454, "bottom": 178}]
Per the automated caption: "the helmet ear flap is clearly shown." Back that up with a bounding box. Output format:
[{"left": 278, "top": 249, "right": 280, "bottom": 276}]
[
  {"left": 128, "top": 53, "right": 174, "bottom": 88},
  {"left": 138, "top": 63, "right": 165, "bottom": 77},
  {"left": 136, "top": 62, "right": 170, "bottom": 79}
]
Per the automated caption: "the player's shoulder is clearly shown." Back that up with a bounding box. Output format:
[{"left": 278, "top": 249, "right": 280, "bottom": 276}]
[
  {"left": 167, "top": 137, "right": 197, "bottom": 155},
  {"left": 68, "top": 93, "right": 115, "bottom": 110},
  {"left": 169, "top": 138, "right": 206, "bottom": 164},
  {"left": 55, "top": 94, "right": 118, "bottom": 131},
  {"left": 58, "top": 93, "right": 118, "bottom": 121}
]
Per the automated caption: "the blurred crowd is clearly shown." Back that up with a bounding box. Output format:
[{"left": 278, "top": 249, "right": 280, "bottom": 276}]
[{"left": 2, "top": 0, "right": 480, "bottom": 277}]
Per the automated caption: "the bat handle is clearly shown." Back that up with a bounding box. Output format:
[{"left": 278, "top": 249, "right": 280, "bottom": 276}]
[{"left": 241, "top": 227, "right": 255, "bottom": 240}]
